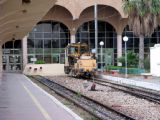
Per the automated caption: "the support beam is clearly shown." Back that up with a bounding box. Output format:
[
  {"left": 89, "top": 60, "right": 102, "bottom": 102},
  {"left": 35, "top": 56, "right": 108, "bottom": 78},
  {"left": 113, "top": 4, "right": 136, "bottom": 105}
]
[
  {"left": 117, "top": 34, "right": 122, "bottom": 66},
  {"left": 70, "top": 34, "right": 76, "bottom": 43},
  {"left": 94, "top": 3, "right": 98, "bottom": 58},
  {"left": 22, "top": 36, "right": 28, "bottom": 69},
  {"left": 0, "top": 41, "right": 2, "bottom": 84}
]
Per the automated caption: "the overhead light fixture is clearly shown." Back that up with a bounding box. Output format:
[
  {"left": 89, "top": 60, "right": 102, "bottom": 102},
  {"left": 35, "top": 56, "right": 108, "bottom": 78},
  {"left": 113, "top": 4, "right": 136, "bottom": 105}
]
[
  {"left": 22, "top": 9, "right": 27, "bottom": 14},
  {"left": 22, "top": 0, "right": 31, "bottom": 4},
  {"left": 12, "top": 37, "right": 15, "bottom": 41},
  {"left": 12, "top": 34, "right": 16, "bottom": 41},
  {"left": 16, "top": 25, "right": 19, "bottom": 28},
  {"left": 12, "top": 34, "right": 16, "bottom": 37}
]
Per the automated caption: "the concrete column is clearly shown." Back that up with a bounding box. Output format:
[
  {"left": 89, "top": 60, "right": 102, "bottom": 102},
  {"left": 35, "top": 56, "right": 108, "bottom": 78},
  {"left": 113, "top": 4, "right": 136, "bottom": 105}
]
[
  {"left": 117, "top": 34, "right": 122, "bottom": 66},
  {"left": 22, "top": 36, "right": 28, "bottom": 69},
  {"left": 0, "top": 41, "right": 2, "bottom": 84},
  {"left": 70, "top": 34, "right": 76, "bottom": 43}
]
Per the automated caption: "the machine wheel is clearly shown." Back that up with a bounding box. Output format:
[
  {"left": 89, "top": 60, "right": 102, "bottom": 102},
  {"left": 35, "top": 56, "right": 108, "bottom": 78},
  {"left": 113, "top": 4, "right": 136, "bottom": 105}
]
[
  {"left": 64, "top": 66, "right": 70, "bottom": 74},
  {"left": 69, "top": 69, "right": 74, "bottom": 77}
]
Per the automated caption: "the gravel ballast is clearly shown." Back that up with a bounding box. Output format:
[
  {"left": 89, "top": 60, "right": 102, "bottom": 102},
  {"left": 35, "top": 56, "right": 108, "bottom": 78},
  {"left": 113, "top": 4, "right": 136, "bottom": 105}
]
[{"left": 46, "top": 76, "right": 160, "bottom": 120}]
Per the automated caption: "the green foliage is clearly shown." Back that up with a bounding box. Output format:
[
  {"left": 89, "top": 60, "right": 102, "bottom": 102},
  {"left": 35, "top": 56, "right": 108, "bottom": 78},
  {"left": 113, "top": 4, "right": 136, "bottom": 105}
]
[
  {"left": 143, "top": 57, "right": 150, "bottom": 71},
  {"left": 87, "top": 116, "right": 98, "bottom": 120},
  {"left": 123, "top": 0, "right": 160, "bottom": 15},
  {"left": 76, "top": 92, "right": 82, "bottom": 98},
  {"left": 35, "top": 60, "right": 45, "bottom": 64},
  {"left": 123, "top": 0, "right": 148, "bottom": 16},
  {"left": 151, "top": 0, "right": 160, "bottom": 15},
  {"left": 122, "top": 0, "right": 160, "bottom": 36},
  {"left": 117, "top": 51, "right": 138, "bottom": 68},
  {"left": 106, "top": 65, "right": 122, "bottom": 71},
  {"left": 63, "top": 101, "right": 72, "bottom": 106},
  {"left": 119, "top": 68, "right": 145, "bottom": 74}
]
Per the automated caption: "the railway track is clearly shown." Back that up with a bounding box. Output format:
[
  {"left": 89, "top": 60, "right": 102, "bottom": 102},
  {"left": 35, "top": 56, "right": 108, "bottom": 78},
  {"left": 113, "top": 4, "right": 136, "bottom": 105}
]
[
  {"left": 31, "top": 75, "right": 134, "bottom": 120},
  {"left": 94, "top": 77, "right": 160, "bottom": 104}
]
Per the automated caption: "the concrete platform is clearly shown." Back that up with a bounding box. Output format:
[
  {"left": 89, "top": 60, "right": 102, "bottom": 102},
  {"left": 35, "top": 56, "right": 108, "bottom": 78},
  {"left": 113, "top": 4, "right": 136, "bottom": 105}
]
[
  {"left": 100, "top": 74, "right": 160, "bottom": 91},
  {"left": 0, "top": 73, "right": 83, "bottom": 120}
]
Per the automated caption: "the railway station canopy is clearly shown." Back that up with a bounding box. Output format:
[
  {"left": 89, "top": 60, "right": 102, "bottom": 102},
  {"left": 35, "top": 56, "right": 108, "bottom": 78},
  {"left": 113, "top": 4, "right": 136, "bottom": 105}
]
[{"left": 0, "top": 0, "right": 56, "bottom": 77}]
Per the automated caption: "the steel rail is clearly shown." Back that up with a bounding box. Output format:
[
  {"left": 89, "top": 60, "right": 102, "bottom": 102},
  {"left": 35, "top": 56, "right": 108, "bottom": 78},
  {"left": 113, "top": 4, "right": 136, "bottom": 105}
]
[
  {"left": 94, "top": 78, "right": 160, "bottom": 104},
  {"left": 31, "top": 75, "right": 134, "bottom": 120}
]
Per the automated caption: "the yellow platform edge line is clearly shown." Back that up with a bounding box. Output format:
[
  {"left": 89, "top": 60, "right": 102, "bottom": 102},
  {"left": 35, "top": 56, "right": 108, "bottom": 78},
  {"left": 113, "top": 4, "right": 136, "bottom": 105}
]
[{"left": 21, "top": 82, "right": 52, "bottom": 120}]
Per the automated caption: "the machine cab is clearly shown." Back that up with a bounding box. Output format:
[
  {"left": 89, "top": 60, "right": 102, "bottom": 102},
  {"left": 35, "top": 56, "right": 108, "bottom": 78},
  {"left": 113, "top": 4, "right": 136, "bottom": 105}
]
[
  {"left": 66, "top": 43, "right": 88, "bottom": 57},
  {"left": 65, "top": 43, "right": 88, "bottom": 65}
]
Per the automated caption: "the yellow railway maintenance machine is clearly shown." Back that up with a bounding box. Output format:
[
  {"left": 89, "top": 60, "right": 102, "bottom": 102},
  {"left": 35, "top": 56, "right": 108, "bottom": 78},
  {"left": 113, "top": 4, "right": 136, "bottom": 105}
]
[{"left": 64, "top": 43, "right": 97, "bottom": 78}]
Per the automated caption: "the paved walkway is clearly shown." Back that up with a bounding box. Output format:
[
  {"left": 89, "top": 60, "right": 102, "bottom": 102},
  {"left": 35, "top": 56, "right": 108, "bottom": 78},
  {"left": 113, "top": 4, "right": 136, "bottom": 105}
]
[
  {"left": 100, "top": 74, "right": 160, "bottom": 91},
  {"left": 0, "top": 73, "right": 83, "bottom": 120}
]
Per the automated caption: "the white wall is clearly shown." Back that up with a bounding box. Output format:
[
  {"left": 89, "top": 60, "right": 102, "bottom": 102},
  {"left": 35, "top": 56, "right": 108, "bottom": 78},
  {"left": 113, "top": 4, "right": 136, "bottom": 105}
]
[
  {"left": 23, "top": 64, "right": 65, "bottom": 76},
  {"left": 150, "top": 44, "right": 160, "bottom": 76}
]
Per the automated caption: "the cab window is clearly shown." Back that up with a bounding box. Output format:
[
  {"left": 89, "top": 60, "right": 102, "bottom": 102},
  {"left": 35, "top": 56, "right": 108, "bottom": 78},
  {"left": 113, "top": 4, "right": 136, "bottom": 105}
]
[
  {"left": 80, "top": 46, "right": 88, "bottom": 54},
  {"left": 68, "top": 46, "right": 78, "bottom": 54}
]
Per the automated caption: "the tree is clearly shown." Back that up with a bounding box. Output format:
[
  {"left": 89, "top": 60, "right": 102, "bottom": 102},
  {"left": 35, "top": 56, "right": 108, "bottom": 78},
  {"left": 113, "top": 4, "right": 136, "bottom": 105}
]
[
  {"left": 122, "top": 0, "right": 160, "bottom": 68},
  {"left": 118, "top": 51, "right": 139, "bottom": 67}
]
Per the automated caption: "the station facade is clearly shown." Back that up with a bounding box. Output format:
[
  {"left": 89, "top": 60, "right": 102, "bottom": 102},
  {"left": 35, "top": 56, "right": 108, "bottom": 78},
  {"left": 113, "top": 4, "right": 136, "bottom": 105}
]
[{"left": 2, "top": 0, "right": 160, "bottom": 74}]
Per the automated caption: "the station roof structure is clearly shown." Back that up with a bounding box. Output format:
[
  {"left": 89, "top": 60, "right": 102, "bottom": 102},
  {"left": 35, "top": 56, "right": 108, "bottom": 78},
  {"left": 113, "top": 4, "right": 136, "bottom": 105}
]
[{"left": 0, "top": 0, "right": 56, "bottom": 44}]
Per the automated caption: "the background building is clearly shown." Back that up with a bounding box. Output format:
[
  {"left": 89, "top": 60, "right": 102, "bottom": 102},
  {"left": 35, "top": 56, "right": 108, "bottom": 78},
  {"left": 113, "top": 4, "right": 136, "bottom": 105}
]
[{"left": 2, "top": 0, "right": 160, "bottom": 75}]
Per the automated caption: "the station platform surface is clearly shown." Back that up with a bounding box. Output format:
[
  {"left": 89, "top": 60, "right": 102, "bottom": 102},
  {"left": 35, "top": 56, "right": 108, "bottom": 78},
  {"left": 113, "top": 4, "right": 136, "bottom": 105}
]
[
  {"left": 100, "top": 74, "right": 160, "bottom": 91},
  {"left": 0, "top": 73, "right": 83, "bottom": 120}
]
